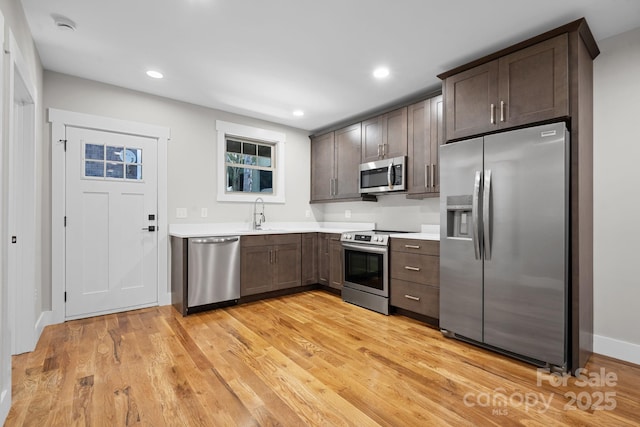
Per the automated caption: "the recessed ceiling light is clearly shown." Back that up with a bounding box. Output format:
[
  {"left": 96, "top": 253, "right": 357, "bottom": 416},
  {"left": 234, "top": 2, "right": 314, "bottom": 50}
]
[
  {"left": 146, "top": 70, "right": 164, "bottom": 79},
  {"left": 293, "top": 110, "right": 304, "bottom": 117},
  {"left": 373, "top": 67, "right": 390, "bottom": 79}
]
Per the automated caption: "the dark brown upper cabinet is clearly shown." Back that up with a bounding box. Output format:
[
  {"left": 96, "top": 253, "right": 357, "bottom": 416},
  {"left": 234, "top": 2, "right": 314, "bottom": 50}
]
[
  {"left": 443, "top": 34, "right": 568, "bottom": 141},
  {"left": 407, "top": 95, "right": 443, "bottom": 198},
  {"left": 310, "top": 123, "right": 361, "bottom": 202},
  {"left": 361, "top": 107, "right": 408, "bottom": 163}
]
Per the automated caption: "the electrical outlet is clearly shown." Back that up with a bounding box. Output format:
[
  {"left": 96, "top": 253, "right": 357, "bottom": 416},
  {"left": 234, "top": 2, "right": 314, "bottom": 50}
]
[
  {"left": 305, "top": 210, "right": 311, "bottom": 218},
  {"left": 345, "top": 209, "right": 352, "bottom": 219},
  {"left": 176, "top": 208, "right": 187, "bottom": 218},
  {"left": 201, "top": 208, "right": 208, "bottom": 218}
]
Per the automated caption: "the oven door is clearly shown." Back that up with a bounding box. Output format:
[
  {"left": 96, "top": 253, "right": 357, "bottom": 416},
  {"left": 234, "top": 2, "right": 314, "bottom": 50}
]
[{"left": 342, "top": 243, "right": 388, "bottom": 297}]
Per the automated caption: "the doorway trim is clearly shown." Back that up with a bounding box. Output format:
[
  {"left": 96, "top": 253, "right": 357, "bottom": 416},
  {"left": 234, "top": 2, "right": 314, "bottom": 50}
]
[
  {"left": 49, "top": 109, "right": 170, "bottom": 323},
  {"left": 7, "top": 31, "right": 38, "bottom": 355}
]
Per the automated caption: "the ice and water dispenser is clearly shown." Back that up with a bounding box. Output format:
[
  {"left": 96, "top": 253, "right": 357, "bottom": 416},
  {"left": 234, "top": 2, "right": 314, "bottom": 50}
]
[{"left": 446, "top": 195, "right": 473, "bottom": 239}]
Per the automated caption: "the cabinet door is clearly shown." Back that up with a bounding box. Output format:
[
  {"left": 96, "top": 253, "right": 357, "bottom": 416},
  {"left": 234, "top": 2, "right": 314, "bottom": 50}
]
[
  {"left": 383, "top": 107, "right": 408, "bottom": 159},
  {"left": 498, "top": 34, "right": 569, "bottom": 128},
  {"left": 329, "top": 238, "right": 343, "bottom": 290},
  {"left": 444, "top": 61, "right": 499, "bottom": 141},
  {"left": 361, "top": 116, "right": 383, "bottom": 163},
  {"left": 273, "top": 242, "right": 302, "bottom": 290},
  {"left": 310, "top": 132, "right": 335, "bottom": 202},
  {"left": 334, "top": 123, "right": 361, "bottom": 199},
  {"left": 430, "top": 95, "right": 444, "bottom": 194},
  {"left": 407, "top": 99, "right": 431, "bottom": 195},
  {"left": 301, "top": 233, "right": 318, "bottom": 285},
  {"left": 240, "top": 245, "right": 273, "bottom": 296},
  {"left": 317, "top": 234, "right": 330, "bottom": 285}
]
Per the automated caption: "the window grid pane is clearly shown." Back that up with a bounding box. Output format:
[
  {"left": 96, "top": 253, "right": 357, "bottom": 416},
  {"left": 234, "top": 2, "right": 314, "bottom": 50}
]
[{"left": 83, "top": 143, "right": 144, "bottom": 181}]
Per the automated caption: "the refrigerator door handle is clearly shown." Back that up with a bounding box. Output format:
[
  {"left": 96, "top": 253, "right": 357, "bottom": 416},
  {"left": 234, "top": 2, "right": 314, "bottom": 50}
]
[
  {"left": 483, "top": 169, "right": 492, "bottom": 260},
  {"left": 472, "top": 170, "right": 482, "bottom": 260}
]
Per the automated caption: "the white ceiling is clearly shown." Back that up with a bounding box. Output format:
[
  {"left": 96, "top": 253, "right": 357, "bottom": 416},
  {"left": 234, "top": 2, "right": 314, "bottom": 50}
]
[{"left": 20, "top": 0, "right": 640, "bottom": 132}]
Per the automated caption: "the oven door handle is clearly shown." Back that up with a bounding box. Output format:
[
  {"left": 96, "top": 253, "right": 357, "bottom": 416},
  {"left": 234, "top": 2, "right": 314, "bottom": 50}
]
[{"left": 341, "top": 243, "right": 388, "bottom": 254}]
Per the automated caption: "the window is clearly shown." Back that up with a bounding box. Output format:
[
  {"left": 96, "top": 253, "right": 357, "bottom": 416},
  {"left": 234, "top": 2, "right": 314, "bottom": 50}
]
[
  {"left": 225, "top": 137, "right": 274, "bottom": 194},
  {"left": 83, "top": 142, "right": 143, "bottom": 181},
  {"left": 216, "top": 121, "right": 286, "bottom": 203}
]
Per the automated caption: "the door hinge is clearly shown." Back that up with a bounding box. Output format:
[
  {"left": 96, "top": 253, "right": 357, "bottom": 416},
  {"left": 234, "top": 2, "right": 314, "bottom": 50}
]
[
  {"left": 64, "top": 292, "right": 67, "bottom": 302},
  {"left": 60, "top": 139, "right": 67, "bottom": 151},
  {"left": 64, "top": 216, "right": 67, "bottom": 227}
]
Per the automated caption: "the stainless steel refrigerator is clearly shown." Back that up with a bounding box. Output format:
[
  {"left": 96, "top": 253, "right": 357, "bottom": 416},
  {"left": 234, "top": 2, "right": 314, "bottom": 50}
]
[{"left": 439, "top": 122, "right": 568, "bottom": 369}]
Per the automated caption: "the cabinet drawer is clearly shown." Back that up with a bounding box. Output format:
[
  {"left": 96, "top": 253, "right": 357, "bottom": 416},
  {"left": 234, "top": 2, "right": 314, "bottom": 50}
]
[
  {"left": 390, "top": 252, "right": 439, "bottom": 286},
  {"left": 242, "top": 233, "right": 301, "bottom": 247},
  {"left": 391, "top": 279, "right": 439, "bottom": 318},
  {"left": 390, "top": 238, "right": 439, "bottom": 256}
]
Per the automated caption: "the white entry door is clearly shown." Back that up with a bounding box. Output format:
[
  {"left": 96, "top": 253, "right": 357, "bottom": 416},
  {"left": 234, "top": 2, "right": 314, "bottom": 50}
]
[{"left": 65, "top": 127, "right": 158, "bottom": 319}]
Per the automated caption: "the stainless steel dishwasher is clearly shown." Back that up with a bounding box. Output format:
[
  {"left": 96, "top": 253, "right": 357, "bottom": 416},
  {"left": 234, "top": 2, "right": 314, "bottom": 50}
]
[{"left": 187, "top": 236, "right": 240, "bottom": 310}]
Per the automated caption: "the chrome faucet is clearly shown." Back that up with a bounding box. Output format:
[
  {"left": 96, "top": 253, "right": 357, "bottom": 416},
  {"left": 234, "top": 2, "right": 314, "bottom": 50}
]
[{"left": 253, "top": 197, "right": 265, "bottom": 230}]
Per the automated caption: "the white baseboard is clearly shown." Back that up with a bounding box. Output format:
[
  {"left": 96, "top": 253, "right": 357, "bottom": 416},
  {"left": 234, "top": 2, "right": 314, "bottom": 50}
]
[
  {"left": 159, "top": 291, "right": 172, "bottom": 307},
  {"left": 1, "top": 389, "right": 10, "bottom": 425},
  {"left": 594, "top": 334, "right": 640, "bottom": 366},
  {"left": 35, "top": 310, "right": 55, "bottom": 344}
]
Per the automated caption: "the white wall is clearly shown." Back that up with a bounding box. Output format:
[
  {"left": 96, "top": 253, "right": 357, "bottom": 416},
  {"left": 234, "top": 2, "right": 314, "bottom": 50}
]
[{"left": 593, "top": 26, "right": 640, "bottom": 362}]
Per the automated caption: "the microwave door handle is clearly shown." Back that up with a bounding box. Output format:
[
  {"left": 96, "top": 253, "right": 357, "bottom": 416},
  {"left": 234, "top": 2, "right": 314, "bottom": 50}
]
[{"left": 387, "top": 162, "right": 396, "bottom": 189}]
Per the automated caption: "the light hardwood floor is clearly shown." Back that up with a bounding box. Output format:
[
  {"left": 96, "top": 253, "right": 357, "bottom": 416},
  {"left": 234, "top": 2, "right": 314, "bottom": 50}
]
[{"left": 5, "top": 290, "right": 640, "bottom": 426}]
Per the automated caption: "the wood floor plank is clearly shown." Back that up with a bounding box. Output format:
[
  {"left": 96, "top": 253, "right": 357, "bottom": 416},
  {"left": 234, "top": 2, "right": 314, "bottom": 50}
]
[{"left": 7, "top": 290, "right": 640, "bottom": 426}]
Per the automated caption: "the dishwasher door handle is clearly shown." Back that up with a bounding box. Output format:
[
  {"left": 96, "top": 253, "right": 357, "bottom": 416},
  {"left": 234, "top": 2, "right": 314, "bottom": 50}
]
[{"left": 190, "top": 237, "right": 240, "bottom": 244}]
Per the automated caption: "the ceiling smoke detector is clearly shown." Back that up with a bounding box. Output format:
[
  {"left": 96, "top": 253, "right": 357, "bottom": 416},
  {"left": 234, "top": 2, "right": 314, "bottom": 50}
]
[{"left": 52, "top": 15, "right": 77, "bottom": 32}]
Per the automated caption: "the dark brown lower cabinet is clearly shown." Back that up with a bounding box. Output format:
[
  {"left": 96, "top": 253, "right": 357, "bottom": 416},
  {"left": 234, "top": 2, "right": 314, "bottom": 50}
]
[
  {"left": 317, "top": 233, "right": 342, "bottom": 289},
  {"left": 390, "top": 238, "right": 440, "bottom": 319},
  {"left": 240, "top": 234, "right": 301, "bottom": 296},
  {"left": 301, "top": 233, "right": 318, "bottom": 285},
  {"left": 329, "top": 236, "right": 343, "bottom": 290}
]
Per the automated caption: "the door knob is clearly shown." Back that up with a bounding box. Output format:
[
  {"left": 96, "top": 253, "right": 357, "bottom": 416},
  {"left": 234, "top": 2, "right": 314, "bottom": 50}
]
[{"left": 142, "top": 226, "right": 156, "bottom": 232}]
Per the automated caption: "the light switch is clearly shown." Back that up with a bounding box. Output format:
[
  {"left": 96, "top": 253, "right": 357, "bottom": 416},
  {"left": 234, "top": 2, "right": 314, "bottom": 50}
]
[
  {"left": 345, "top": 209, "right": 352, "bottom": 219},
  {"left": 201, "top": 208, "right": 208, "bottom": 218},
  {"left": 176, "top": 208, "right": 187, "bottom": 218}
]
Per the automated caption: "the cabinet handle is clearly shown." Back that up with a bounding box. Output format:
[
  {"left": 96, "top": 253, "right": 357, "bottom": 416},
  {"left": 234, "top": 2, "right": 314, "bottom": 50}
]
[
  {"left": 377, "top": 145, "right": 382, "bottom": 158},
  {"left": 329, "top": 178, "right": 333, "bottom": 196},
  {"left": 490, "top": 103, "right": 495, "bottom": 124},
  {"left": 404, "top": 266, "right": 421, "bottom": 271},
  {"left": 404, "top": 244, "right": 420, "bottom": 249},
  {"left": 404, "top": 294, "right": 421, "bottom": 301},
  {"left": 431, "top": 163, "right": 436, "bottom": 189},
  {"left": 383, "top": 144, "right": 387, "bottom": 157},
  {"left": 334, "top": 179, "right": 338, "bottom": 195},
  {"left": 269, "top": 250, "right": 273, "bottom": 264},
  {"left": 424, "top": 164, "right": 429, "bottom": 189},
  {"left": 500, "top": 101, "right": 505, "bottom": 122}
]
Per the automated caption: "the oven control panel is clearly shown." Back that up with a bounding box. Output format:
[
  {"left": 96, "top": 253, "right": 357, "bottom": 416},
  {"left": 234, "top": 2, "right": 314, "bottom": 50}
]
[{"left": 341, "top": 232, "right": 389, "bottom": 246}]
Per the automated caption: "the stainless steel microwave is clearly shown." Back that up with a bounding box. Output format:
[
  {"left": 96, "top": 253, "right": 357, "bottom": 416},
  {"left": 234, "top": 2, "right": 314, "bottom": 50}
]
[{"left": 359, "top": 156, "right": 406, "bottom": 194}]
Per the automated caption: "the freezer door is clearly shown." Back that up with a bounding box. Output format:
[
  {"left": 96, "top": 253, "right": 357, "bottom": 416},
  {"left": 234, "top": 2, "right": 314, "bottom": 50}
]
[
  {"left": 482, "top": 123, "right": 568, "bottom": 366},
  {"left": 440, "top": 137, "right": 484, "bottom": 342}
]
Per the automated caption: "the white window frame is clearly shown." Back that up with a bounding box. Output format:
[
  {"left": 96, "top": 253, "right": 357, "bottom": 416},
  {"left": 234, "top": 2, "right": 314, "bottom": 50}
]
[{"left": 216, "top": 120, "right": 286, "bottom": 203}]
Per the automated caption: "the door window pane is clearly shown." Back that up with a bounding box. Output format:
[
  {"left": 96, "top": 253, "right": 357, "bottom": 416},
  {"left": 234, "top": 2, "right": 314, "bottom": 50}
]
[
  {"left": 85, "top": 161, "right": 104, "bottom": 177},
  {"left": 126, "top": 165, "right": 142, "bottom": 180},
  {"left": 107, "top": 146, "right": 124, "bottom": 162},
  {"left": 85, "top": 144, "right": 104, "bottom": 160},
  {"left": 106, "top": 163, "right": 124, "bottom": 178}
]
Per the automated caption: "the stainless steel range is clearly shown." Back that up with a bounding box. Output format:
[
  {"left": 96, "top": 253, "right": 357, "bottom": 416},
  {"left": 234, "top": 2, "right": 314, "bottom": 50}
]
[{"left": 341, "top": 230, "right": 392, "bottom": 315}]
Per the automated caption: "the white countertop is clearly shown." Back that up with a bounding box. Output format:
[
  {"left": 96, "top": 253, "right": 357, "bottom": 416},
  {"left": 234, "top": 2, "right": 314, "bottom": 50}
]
[
  {"left": 390, "top": 224, "right": 440, "bottom": 241},
  {"left": 169, "top": 221, "right": 375, "bottom": 238}
]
